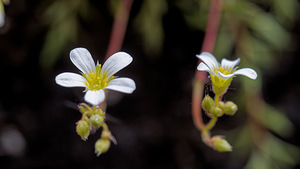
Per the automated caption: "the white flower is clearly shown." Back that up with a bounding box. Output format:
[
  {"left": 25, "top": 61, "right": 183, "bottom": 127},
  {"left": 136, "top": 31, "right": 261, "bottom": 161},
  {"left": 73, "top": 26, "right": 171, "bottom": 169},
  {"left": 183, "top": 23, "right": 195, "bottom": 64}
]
[
  {"left": 56, "top": 48, "right": 136, "bottom": 105},
  {"left": 196, "top": 52, "right": 257, "bottom": 80},
  {"left": 196, "top": 52, "right": 257, "bottom": 95}
]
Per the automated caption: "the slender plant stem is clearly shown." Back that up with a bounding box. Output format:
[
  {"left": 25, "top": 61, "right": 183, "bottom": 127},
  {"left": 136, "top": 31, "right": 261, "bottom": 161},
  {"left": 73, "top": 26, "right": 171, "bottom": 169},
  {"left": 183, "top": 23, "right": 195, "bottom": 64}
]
[
  {"left": 201, "top": 130, "right": 212, "bottom": 146},
  {"left": 192, "top": 0, "right": 223, "bottom": 138},
  {"left": 102, "top": 123, "right": 109, "bottom": 131},
  {"left": 214, "top": 94, "right": 220, "bottom": 105},
  {"left": 204, "top": 117, "right": 218, "bottom": 131},
  {"left": 192, "top": 80, "right": 205, "bottom": 130},
  {"left": 105, "top": 0, "right": 133, "bottom": 60}
]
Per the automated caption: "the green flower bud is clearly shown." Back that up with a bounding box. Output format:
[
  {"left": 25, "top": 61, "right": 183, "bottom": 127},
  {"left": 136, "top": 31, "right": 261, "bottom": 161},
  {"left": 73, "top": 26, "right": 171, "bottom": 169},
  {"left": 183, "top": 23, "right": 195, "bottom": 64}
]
[
  {"left": 94, "top": 108, "right": 105, "bottom": 116},
  {"left": 90, "top": 114, "right": 104, "bottom": 128},
  {"left": 224, "top": 101, "right": 238, "bottom": 116},
  {"left": 211, "top": 135, "right": 232, "bottom": 152},
  {"left": 212, "top": 106, "right": 223, "bottom": 117},
  {"left": 202, "top": 95, "right": 215, "bottom": 112},
  {"left": 76, "top": 120, "right": 90, "bottom": 141},
  {"left": 205, "top": 112, "right": 215, "bottom": 118},
  {"left": 218, "top": 101, "right": 225, "bottom": 110},
  {"left": 78, "top": 103, "right": 91, "bottom": 114},
  {"left": 95, "top": 138, "right": 111, "bottom": 156}
]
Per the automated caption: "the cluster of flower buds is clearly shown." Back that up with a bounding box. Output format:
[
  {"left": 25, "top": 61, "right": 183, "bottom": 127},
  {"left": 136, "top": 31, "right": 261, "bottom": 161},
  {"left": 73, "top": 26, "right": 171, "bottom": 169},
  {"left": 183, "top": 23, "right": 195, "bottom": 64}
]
[
  {"left": 76, "top": 103, "right": 117, "bottom": 156},
  {"left": 201, "top": 95, "right": 237, "bottom": 152},
  {"left": 76, "top": 103, "right": 105, "bottom": 141},
  {"left": 202, "top": 95, "right": 238, "bottom": 118}
]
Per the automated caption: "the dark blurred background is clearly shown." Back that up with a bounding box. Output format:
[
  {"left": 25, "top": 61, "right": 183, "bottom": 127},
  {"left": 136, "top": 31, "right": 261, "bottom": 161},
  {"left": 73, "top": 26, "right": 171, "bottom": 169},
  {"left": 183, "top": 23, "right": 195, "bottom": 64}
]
[{"left": 0, "top": 0, "right": 300, "bottom": 169}]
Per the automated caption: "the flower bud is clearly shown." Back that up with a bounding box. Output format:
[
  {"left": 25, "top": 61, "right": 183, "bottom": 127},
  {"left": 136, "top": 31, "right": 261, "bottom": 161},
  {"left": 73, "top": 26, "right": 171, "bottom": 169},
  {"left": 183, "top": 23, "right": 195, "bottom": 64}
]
[
  {"left": 218, "top": 101, "right": 225, "bottom": 110},
  {"left": 95, "top": 138, "right": 111, "bottom": 156},
  {"left": 212, "top": 106, "right": 223, "bottom": 117},
  {"left": 90, "top": 114, "right": 104, "bottom": 128},
  {"left": 211, "top": 135, "right": 232, "bottom": 152},
  {"left": 78, "top": 103, "right": 91, "bottom": 114},
  {"left": 202, "top": 95, "right": 215, "bottom": 112},
  {"left": 94, "top": 108, "right": 105, "bottom": 116},
  {"left": 76, "top": 120, "right": 90, "bottom": 141},
  {"left": 224, "top": 101, "right": 238, "bottom": 116},
  {"left": 205, "top": 112, "right": 215, "bottom": 118}
]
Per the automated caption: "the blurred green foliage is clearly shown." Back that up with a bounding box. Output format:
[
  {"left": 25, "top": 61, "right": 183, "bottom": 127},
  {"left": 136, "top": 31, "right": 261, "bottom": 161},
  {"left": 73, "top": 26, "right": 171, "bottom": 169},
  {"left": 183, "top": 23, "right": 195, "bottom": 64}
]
[
  {"left": 40, "top": 0, "right": 90, "bottom": 70},
  {"left": 133, "top": 0, "right": 167, "bottom": 58}
]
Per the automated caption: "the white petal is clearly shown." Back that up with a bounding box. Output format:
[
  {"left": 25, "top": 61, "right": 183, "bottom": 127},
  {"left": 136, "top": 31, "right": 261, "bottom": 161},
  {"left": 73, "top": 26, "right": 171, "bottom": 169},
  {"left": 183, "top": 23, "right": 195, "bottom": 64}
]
[
  {"left": 102, "top": 52, "right": 133, "bottom": 78},
  {"left": 217, "top": 72, "right": 234, "bottom": 79},
  {"left": 70, "top": 48, "right": 96, "bottom": 74},
  {"left": 221, "top": 58, "right": 240, "bottom": 70},
  {"left": 84, "top": 90, "right": 105, "bottom": 105},
  {"left": 55, "top": 72, "right": 86, "bottom": 87},
  {"left": 233, "top": 68, "right": 257, "bottom": 79},
  {"left": 105, "top": 78, "right": 136, "bottom": 94},
  {"left": 196, "top": 52, "right": 219, "bottom": 70},
  {"left": 0, "top": 11, "right": 4, "bottom": 27},
  {"left": 197, "top": 62, "right": 217, "bottom": 76}
]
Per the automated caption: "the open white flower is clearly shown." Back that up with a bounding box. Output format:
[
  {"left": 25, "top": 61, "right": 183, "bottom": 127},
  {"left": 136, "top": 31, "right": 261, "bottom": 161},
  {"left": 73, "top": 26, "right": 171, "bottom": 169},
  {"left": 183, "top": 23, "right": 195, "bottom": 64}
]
[
  {"left": 196, "top": 52, "right": 257, "bottom": 95},
  {"left": 197, "top": 52, "right": 257, "bottom": 80},
  {"left": 56, "top": 48, "right": 136, "bottom": 105}
]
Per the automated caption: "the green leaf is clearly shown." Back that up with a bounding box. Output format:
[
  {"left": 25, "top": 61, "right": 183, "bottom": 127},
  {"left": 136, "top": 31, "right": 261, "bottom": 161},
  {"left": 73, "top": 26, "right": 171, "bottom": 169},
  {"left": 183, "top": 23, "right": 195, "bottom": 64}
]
[
  {"left": 40, "top": 17, "right": 78, "bottom": 69},
  {"left": 261, "top": 134, "right": 300, "bottom": 166},
  {"left": 272, "top": 0, "right": 299, "bottom": 25},
  {"left": 133, "top": 0, "right": 168, "bottom": 57},
  {"left": 245, "top": 151, "right": 272, "bottom": 169},
  {"left": 227, "top": 1, "right": 290, "bottom": 50},
  {"left": 263, "top": 104, "right": 294, "bottom": 137},
  {"left": 175, "top": 0, "right": 209, "bottom": 30}
]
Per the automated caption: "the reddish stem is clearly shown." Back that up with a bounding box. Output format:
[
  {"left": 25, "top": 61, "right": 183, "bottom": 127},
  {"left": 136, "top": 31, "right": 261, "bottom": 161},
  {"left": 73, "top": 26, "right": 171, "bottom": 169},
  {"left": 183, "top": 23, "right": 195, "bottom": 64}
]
[
  {"left": 192, "top": 0, "right": 223, "bottom": 131},
  {"left": 192, "top": 80, "right": 205, "bottom": 130},
  {"left": 105, "top": 0, "right": 133, "bottom": 60}
]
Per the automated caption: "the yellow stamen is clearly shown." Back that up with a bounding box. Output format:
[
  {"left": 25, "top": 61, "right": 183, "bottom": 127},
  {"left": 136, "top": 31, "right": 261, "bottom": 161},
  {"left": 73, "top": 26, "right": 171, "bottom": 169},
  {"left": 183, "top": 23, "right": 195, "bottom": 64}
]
[
  {"left": 82, "top": 66, "right": 114, "bottom": 91},
  {"left": 213, "top": 67, "right": 233, "bottom": 76}
]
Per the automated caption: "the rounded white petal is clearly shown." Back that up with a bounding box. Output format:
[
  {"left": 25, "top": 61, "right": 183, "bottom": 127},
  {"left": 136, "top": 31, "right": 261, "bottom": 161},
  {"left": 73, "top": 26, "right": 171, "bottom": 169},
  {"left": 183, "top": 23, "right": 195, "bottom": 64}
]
[
  {"left": 233, "top": 68, "right": 257, "bottom": 79},
  {"left": 84, "top": 90, "right": 105, "bottom": 105},
  {"left": 197, "top": 62, "right": 217, "bottom": 76},
  {"left": 221, "top": 58, "right": 240, "bottom": 70},
  {"left": 105, "top": 78, "right": 136, "bottom": 94},
  {"left": 55, "top": 72, "right": 86, "bottom": 87},
  {"left": 196, "top": 52, "right": 219, "bottom": 70},
  {"left": 70, "top": 48, "right": 96, "bottom": 74},
  {"left": 102, "top": 52, "right": 133, "bottom": 78},
  {"left": 217, "top": 71, "right": 235, "bottom": 79}
]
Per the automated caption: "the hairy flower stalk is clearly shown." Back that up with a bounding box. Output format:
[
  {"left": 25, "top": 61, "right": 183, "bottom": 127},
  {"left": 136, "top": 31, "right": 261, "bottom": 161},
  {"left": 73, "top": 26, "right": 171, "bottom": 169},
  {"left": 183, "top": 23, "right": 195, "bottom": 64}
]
[{"left": 55, "top": 47, "right": 136, "bottom": 105}]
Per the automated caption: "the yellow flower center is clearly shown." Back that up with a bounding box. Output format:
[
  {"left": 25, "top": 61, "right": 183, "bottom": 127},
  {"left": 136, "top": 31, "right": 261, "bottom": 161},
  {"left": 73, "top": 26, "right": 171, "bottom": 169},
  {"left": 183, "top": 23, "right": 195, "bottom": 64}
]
[
  {"left": 82, "top": 64, "right": 114, "bottom": 91},
  {"left": 213, "top": 67, "right": 233, "bottom": 75}
]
